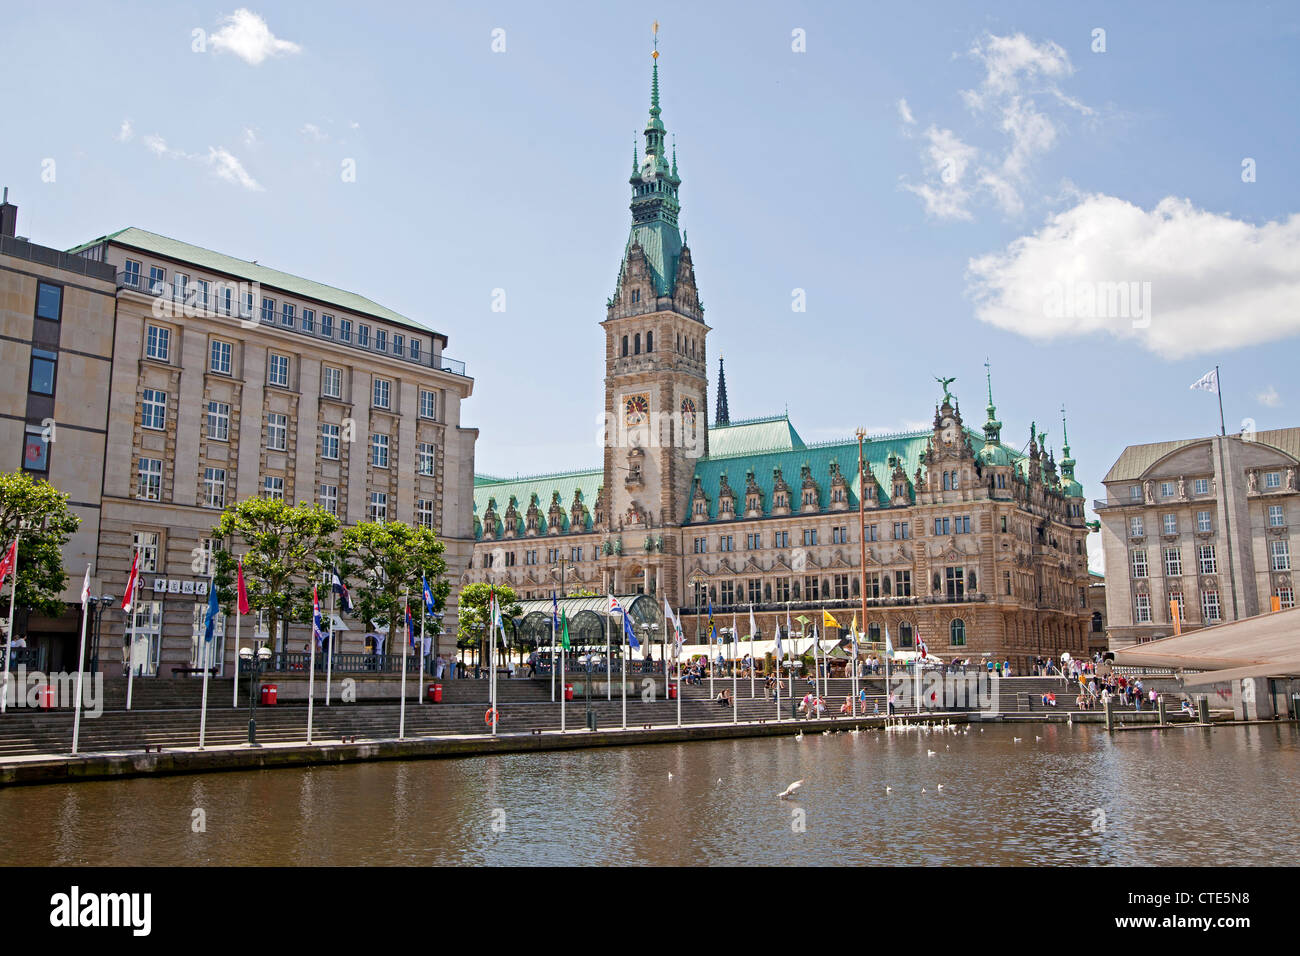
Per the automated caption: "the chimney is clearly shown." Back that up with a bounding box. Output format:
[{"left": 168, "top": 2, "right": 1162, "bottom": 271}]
[{"left": 0, "top": 188, "right": 16, "bottom": 238}]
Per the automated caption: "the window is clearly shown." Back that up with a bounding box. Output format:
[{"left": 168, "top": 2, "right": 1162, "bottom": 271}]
[
  {"left": 121, "top": 258, "right": 142, "bottom": 288},
  {"left": 804, "top": 576, "right": 820, "bottom": 600},
  {"left": 720, "top": 581, "right": 735, "bottom": 604},
  {"left": 410, "top": 339, "right": 421, "bottom": 361},
  {"left": 419, "top": 389, "right": 436, "bottom": 419},
  {"left": 260, "top": 296, "right": 275, "bottom": 322},
  {"left": 371, "top": 433, "right": 389, "bottom": 468},
  {"left": 1198, "top": 544, "right": 1217, "bottom": 574},
  {"left": 29, "top": 349, "right": 56, "bottom": 395},
  {"left": 301, "top": 309, "right": 315, "bottom": 333},
  {"left": 393, "top": 334, "right": 404, "bottom": 355},
  {"left": 263, "top": 476, "right": 284, "bottom": 500},
  {"left": 1129, "top": 516, "right": 1144, "bottom": 537},
  {"left": 267, "top": 353, "right": 289, "bottom": 388},
  {"left": 1169, "top": 592, "right": 1184, "bottom": 622},
  {"left": 141, "top": 388, "right": 167, "bottom": 430},
  {"left": 220, "top": 286, "right": 234, "bottom": 315},
  {"left": 267, "top": 413, "right": 288, "bottom": 451},
  {"left": 1196, "top": 510, "right": 1213, "bottom": 533},
  {"left": 895, "top": 570, "right": 912, "bottom": 596},
  {"left": 1163, "top": 546, "right": 1182, "bottom": 577},
  {"left": 934, "top": 517, "right": 949, "bottom": 536},
  {"left": 148, "top": 265, "right": 167, "bottom": 295},
  {"left": 203, "top": 468, "right": 226, "bottom": 508},
  {"left": 322, "top": 366, "right": 342, "bottom": 399},
  {"left": 1194, "top": 478, "right": 1209, "bottom": 495},
  {"left": 1277, "top": 587, "right": 1295, "bottom": 610},
  {"left": 719, "top": 535, "right": 734, "bottom": 552},
  {"left": 773, "top": 530, "right": 789, "bottom": 548},
  {"left": 1162, "top": 513, "right": 1178, "bottom": 535},
  {"left": 319, "top": 484, "right": 338, "bottom": 516},
  {"left": 1130, "top": 549, "right": 1148, "bottom": 578},
  {"left": 416, "top": 498, "right": 435, "bottom": 530},
  {"left": 375, "top": 329, "right": 387, "bottom": 352},
  {"left": 864, "top": 524, "right": 878, "bottom": 542},
  {"left": 210, "top": 340, "right": 232, "bottom": 375},
  {"left": 1159, "top": 481, "right": 1175, "bottom": 498},
  {"left": 373, "top": 378, "right": 391, "bottom": 409},
  {"left": 22, "top": 426, "right": 49, "bottom": 472},
  {"left": 1201, "top": 590, "right": 1221, "bottom": 623},
  {"left": 137, "top": 458, "right": 162, "bottom": 500},
  {"left": 207, "top": 402, "right": 230, "bottom": 442},
  {"left": 242, "top": 290, "right": 255, "bottom": 318},
  {"left": 368, "top": 492, "right": 388, "bottom": 522},
  {"left": 571, "top": 547, "right": 584, "bottom": 562},
  {"left": 898, "top": 622, "right": 914, "bottom": 648},
  {"left": 321, "top": 423, "right": 340, "bottom": 460},
  {"left": 773, "top": 578, "right": 791, "bottom": 602},
  {"left": 33, "top": 281, "right": 61, "bottom": 322},
  {"left": 1135, "top": 593, "right": 1151, "bottom": 623},
  {"left": 321, "top": 314, "right": 334, "bottom": 338},
  {"left": 339, "top": 319, "right": 353, "bottom": 342},
  {"left": 1129, "top": 485, "right": 1142, "bottom": 500},
  {"left": 145, "top": 325, "right": 171, "bottom": 361},
  {"left": 1268, "top": 504, "right": 1284, "bottom": 527},
  {"left": 133, "top": 531, "right": 159, "bottom": 572},
  {"left": 281, "top": 303, "right": 295, "bottom": 327},
  {"left": 802, "top": 529, "right": 818, "bottom": 546},
  {"left": 892, "top": 521, "right": 910, "bottom": 540},
  {"left": 746, "top": 533, "right": 761, "bottom": 550},
  {"left": 1264, "top": 471, "right": 1281, "bottom": 489},
  {"left": 417, "top": 442, "right": 435, "bottom": 476},
  {"left": 693, "top": 537, "right": 707, "bottom": 554},
  {"left": 944, "top": 566, "right": 965, "bottom": 599},
  {"left": 1270, "top": 540, "right": 1291, "bottom": 571},
  {"left": 949, "top": 619, "right": 966, "bottom": 646}
]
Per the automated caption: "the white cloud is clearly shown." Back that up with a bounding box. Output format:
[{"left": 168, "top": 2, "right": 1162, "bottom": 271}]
[
  {"left": 897, "top": 98, "right": 915, "bottom": 125},
  {"left": 139, "top": 134, "right": 263, "bottom": 191},
  {"left": 210, "top": 9, "right": 301, "bottom": 65},
  {"left": 966, "top": 194, "right": 1300, "bottom": 359},
  {"left": 299, "top": 122, "right": 328, "bottom": 143},
  {"left": 242, "top": 127, "right": 259, "bottom": 147},
  {"left": 115, "top": 119, "right": 133, "bottom": 143},
  {"left": 901, "top": 32, "right": 1091, "bottom": 221},
  {"left": 1258, "top": 386, "right": 1282, "bottom": 407},
  {"left": 901, "top": 126, "right": 978, "bottom": 220},
  {"left": 143, "top": 133, "right": 171, "bottom": 157}
]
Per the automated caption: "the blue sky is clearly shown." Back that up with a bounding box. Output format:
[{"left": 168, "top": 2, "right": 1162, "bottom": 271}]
[{"left": 2, "top": 1, "right": 1298, "bottom": 573}]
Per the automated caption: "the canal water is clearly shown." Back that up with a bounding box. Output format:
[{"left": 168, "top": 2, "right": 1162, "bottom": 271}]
[{"left": 2, "top": 723, "right": 1296, "bottom": 865}]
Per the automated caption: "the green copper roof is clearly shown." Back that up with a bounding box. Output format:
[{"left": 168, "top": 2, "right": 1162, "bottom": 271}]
[
  {"left": 706, "top": 414, "right": 804, "bottom": 458},
  {"left": 618, "top": 59, "right": 683, "bottom": 298},
  {"left": 69, "top": 227, "right": 441, "bottom": 338},
  {"left": 473, "top": 468, "right": 602, "bottom": 539}
]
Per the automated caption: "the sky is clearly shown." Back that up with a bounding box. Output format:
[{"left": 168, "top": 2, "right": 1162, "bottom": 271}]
[{"left": 2, "top": 1, "right": 1298, "bottom": 576}]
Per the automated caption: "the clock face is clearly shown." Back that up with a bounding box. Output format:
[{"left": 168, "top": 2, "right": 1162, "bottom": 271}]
[
  {"left": 681, "top": 397, "right": 696, "bottom": 427},
  {"left": 624, "top": 393, "right": 650, "bottom": 426}
]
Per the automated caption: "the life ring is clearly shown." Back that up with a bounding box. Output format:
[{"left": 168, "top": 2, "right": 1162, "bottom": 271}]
[{"left": 484, "top": 707, "right": 499, "bottom": 726}]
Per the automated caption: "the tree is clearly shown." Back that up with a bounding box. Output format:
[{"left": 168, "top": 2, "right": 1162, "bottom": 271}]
[
  {"left": 212, "top": 498, "right": 339, "bottom": 651},
  {"left": 0, "top": 471, "right": 80, "bottom": 619},
  {"left": 337, "top": 522, "right": 449, "bottom": 652},
  {"left": 456, "top": 582, "right": 521, "bottom": 661}
]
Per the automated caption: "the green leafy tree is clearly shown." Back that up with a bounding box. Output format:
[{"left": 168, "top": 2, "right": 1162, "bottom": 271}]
[
  {"left": 212, "top": 498, "right": 339, "bottom": 649},
  {"left": 0, "top": 471, "right": 80, "bottom": 619},
  {"left": 456, "top": 582, "right": 521, "bottom": 660},
  {"left": 337, "top": 522, "right": 449, "bottom": 649}
]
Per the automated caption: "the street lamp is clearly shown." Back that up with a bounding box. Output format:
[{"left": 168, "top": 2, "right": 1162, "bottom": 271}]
[{"left": 240, "top": 644, "right": 273, "bottom": 746}]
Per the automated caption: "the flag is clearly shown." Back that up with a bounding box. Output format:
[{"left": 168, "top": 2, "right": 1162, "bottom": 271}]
[
  {"left": 406, "top": 603, "right": 417, "bottom": 648},
  {"left": 1171, "top": 598, "right": 1183, "bottom": 634},
  {"left": 775, "top": 622, "right": 784, "bottom": 661},
  {"left": 491, "top": 588, "right": 504, "bottom": 632},
  {"left": 80, "top": 566, "right": 91, "bottom": 605},
  {"left": 331, "top": 567, "right": 353, "bottom": 613},
  {"left": 664, "top": 598, "right": 682, "bottom": 658},
  {"left": 884, "top": 625, "right": 894, "bottom": 655},
  {"left": 236, "top": 558, "right": 250, "bottom": 615},
  {"left": 823, "top": 610, "right": 841, "bottom": 629},
  {"left": 1189, "top": 369, "right": 1218, "bottom": 393},
  {"left": 707, "top": 598, "right": 715, "bottom": 645},
  {"left": 204, "top": 576, "right": 220, "bottom": 643},
  {"left": 850, "top": 612, "right": 859, "bottom": 656},
  {"left": 560, "top": 609, "right": 571, "bottom": 651},
  {"left": 552, "top": 591, "right": 560, "bottom": 633},
  {"left": 748, "top": 605, "right": 757, "bottom": 643},
  {"left": 121, "top": 551, "right": 139, "bottom": 614},
  {"left": 311, "top": 585, "right": 326, "bottom": 649},
  {"left": 422, "top": 573, "right": 435, "bottom": 615},
  {"left": 0, "top": 540, "right": 15, "bottom": 589},
  {"left": 917, "top": 635, "right": 928, "bottom": 660}
]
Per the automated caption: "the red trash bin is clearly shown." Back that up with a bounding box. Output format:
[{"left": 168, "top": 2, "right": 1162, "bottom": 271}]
[
  {"left": 428, "top": 683, "right": 443, "bottom": 703},
  {"left": 668, "top": 680, "right": 678, "bottom": 700},
  {"left": 38, "top": 685, "right": 55, "bottom": 709},
  {"left": 261, "top": 684, "right": 277, "bottom": 706},
  {"left": 564, "top": 683, "right": 574, "bottom": 702}
]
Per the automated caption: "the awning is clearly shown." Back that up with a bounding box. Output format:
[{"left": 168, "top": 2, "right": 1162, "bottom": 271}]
[{"left": 1114, "top": 607, "right": 1300, "bottom": 685}]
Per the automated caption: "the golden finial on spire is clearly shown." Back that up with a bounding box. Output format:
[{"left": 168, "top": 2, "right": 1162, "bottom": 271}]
[{"left": 652, "top": 20, "right": 659, "bottom": 59}]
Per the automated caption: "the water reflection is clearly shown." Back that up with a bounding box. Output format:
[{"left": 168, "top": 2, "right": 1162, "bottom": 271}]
[{"left": 0, "top": 724, "right": 1295, "bottom": 866}]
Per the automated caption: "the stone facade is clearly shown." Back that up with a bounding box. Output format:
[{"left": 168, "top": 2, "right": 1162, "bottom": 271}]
[{"left": 1098, "top": 430, "right": 1300, "bottom": 649}]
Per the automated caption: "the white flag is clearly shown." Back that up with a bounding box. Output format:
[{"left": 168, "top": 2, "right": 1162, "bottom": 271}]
[
  {"left": 1190, "top": 369, "right": 1218, "bottom": 393},
  {"left": 80, "top": 565, "right": 91, "bottom": 605},
  {"left": 749, "top": 605, "right": 757, "bottom": 642}
]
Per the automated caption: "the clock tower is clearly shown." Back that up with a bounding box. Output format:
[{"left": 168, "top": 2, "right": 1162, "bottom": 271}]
[{"left": 600, "top": 45, "right": 708, "bottom": 601}]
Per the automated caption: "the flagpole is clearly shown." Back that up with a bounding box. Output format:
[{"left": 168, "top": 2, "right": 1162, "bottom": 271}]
[
  {"left": 71, "top": 567, "right": 91, "bottom": 755},
  {"left": 326, "top": 587, "right": 334, "bottom": 707},
  {"left": 1216, "top": 364, "right": 1226, "bottom": 437},
  {"left": 620, "top": 612, "right": 627, "bottom": 731},
  {"left": 731, "top": 623, "right": 737, "bottom": 725},
  {"left": 749, "top": 607, "right": 756, "bottom": 700},
  {"left": 400, "top": 591, "right": 409, "bottom": 740},
  {"left": 775, "top": 624, "right": 782, "bottom": 723},
  {"left": 126, "top": 544, "right": 138, "bottom": 712},
  {"left": 308, "top": 588, "right": 320, "bottom": 744},
  {"left": 488, "top": 593, "right": 496, "bottom": 737},
  {"left": 1, "top": 532, "right": 19, "bottom": 714},
  {"left": 419, "top": 592, "right": 426, "bottom": 707},
  {"left": 233, "top": 591, "right": 241, "bottom": 708},
  {"left": 560, "top": 614, "right": 566, "bottom": 734},
  {"left": 605, "top": 595, "right": 611, "bottom": 701},
  {"left": 550, "top": 594, "right": 557, "bottom": 703},
  {"left": 200, "top": 574, "right": 213, "bottom": 749}
]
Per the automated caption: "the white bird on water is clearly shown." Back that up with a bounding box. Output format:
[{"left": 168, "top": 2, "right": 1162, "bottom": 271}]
[
  {"left": 885, "top": 785, "right": 892, "bottom": 793},
  {"left": 779, "top": 779, "right": 805, "bottom": 800},
  {"left": 1013, "top": 737, "right": 1023, "bottom": 743},
  {"left": 936, "top": 784, "right": 944, "bottom": 791},
  {"left": 668, "top": 771, "right": 674, "bottom": 779},
  {"left": 927, "top": 750, "right": 936, "bottom": 757}
]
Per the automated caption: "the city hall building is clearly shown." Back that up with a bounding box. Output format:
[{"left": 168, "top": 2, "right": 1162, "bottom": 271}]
[
  {"left": 64, "top": 227, "right": 478, "bottom": 676},
  {"left": 464, "top": 59, "right": 1094, "bottom": 671}
]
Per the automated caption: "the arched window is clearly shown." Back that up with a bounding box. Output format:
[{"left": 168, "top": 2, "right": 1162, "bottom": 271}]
[
  {"left": 942, "top": 471, "right": 950, "bottom": 491},
  {"left": 950, "top": 618, "right": 966, "bottom": 645},
  {"left": 646, "top": 331, "right": 653, "bottom": 352},
  {"left": 621, "top": 335, "right": 629, "bottom": 357},
  {"left": 867, "top": 622, "right": 880, "bottom": 642},
  {"left": 634, "top": 333, "right": 641, "bottom": 354},
  {"left": 899, "top": 622, "right": 914, "bottom": 648}
]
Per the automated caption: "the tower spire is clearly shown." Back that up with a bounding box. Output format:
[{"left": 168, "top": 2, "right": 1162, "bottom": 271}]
[
  {"left": 715, "top": 357, "right": 730, "bottom": 427},
  {"left": 982, "top": 358, "right": 1002, "bottom": 445}
]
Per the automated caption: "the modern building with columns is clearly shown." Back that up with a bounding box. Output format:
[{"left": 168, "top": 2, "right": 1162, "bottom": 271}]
[
  {"left": 464, "top": 57, "right": 1094, "bottom": 671},
  {"left": 66, "top": 228, "right": 477, "bottom": 676}
]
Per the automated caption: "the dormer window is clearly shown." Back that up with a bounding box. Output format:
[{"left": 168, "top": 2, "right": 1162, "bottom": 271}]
[{"left": 632, "top": 289, "right": 640, "bottom": 304}]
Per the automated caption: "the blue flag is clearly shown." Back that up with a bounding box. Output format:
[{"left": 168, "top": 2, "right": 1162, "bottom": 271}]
[
  {"left": 422, "top": 573, "right": 435, "bottom": 614},
  {"left": 406, "top": 603, "right": 417, "bottom": 648},
  {"left": 203, "top": 579, "right": 219, "bottom": 643},
  {"left": 331, "top": 567, "right": 353, "bottom": 613},
  {"left": 613, "top": 598, "right": 640, "bottom": 650},
  {"left": 552, "top": 591, "right": 559, "bottom": 632}
]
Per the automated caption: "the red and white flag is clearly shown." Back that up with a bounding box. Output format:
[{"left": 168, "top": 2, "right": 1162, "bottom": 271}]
[
  {"left": 917, "top": 636, "right": 928, "bottom": 660},
  {"left": 0, "top": 540, "right": 16, "bottom": 589},
  {"left": 121, "top": 552, "right": 140, "bottom": 614},
  {"left": 80, "top": 566, "right": 92, "bottom": 605},
  {"left": 236, "top": 557, "right": 251, "bottom": 615}
]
